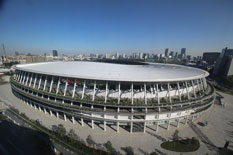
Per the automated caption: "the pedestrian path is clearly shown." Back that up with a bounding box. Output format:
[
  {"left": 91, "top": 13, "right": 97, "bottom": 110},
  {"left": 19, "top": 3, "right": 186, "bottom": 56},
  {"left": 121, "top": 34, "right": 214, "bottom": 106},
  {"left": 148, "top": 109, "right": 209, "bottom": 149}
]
[{"left": 188, "top": 121, "right": 217, "bottom": 151}]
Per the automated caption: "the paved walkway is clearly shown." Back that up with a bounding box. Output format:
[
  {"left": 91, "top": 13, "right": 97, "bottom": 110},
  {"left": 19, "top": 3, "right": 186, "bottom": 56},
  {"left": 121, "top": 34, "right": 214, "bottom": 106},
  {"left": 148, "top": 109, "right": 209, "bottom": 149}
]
[
  {"left": 188, "top": 122, "right": 217, "bottom": 151},
  {"left": 1, "top": 83, "right": 233, "bottom": 154}
]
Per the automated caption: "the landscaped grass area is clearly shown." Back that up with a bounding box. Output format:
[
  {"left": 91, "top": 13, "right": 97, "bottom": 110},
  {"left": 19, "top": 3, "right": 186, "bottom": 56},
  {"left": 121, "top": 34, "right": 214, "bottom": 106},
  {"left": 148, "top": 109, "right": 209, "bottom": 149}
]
[{"left": 161, "top": 138, "right": 200, "bottom": 152}]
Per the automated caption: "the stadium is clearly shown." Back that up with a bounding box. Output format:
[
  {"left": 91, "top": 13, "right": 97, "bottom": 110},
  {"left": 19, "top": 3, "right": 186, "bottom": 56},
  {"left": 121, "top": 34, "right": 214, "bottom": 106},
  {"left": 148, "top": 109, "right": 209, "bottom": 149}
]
[{"left": 10, "top": 61, "right": 215, "bottom": 133}]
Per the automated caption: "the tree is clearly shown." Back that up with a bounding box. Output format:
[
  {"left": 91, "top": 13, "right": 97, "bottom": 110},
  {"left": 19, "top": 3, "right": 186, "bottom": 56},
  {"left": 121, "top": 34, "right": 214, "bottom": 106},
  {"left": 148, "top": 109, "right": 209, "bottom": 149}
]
[
  {"left": 86, "top": 135, "right": 95, "bottom": 146},
  {"left": 57, "top": 124, "right": 66, "bottom": 135},
  {"left": 67, "top": 129, "right": 82, "bottom": 141},
  {"left": 122, "top": 146, "right": 134, "bottom": 155},
  {"left": 172, "top": 130, "right": 179, "bottom": 141},
  {"left": 104, "top": 141, "right": 117, "bottom": 154}
]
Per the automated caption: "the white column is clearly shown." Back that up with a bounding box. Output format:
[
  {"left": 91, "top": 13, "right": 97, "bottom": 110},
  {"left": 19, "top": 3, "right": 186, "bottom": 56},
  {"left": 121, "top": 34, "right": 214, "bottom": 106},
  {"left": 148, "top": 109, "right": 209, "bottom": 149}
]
[
  {"left": 167, "top": 83, "right": 171, "bottom": 103},
  {"left": 43, "top": 76, "right": 47, "bottom": 91},
  {"left": 118, "top": 82, "right": 121, "bottom": 104},
  {"left": 20, "top": 72, "right": 24, "bottom": 83},
  {"left": 192, "top": 80, "right": 196, "bottom": 98},
  {"left": 144, "top": 83, "right": 147, "bottom": 105},
  {"left": 63, "top": 78, "right": 68, "bottom": 96},
  {"left": 25, "top": 73, "right": 29, "bottom": 85},
  {"left": 131, "top": 83, "right": 134, "bottom": 105},
  {"left": 91, "top": 120, "right": 94, "bottom": 129},
  {"left": 39, "top": 106, "right": 42, "bottom": 111},
  {"left": 21, "top": 72, "right": 26, "bottom": 84},
  {"left": 130, "top": 121, "right": 133, "bottom": 133},
  {"left": 104, "top": 121, "right": 106, "bottom": 131},
  {"left": 156, "top": 84, "right": 160, "bottom": 104},
  {"left": 143, "top": 122, "right": 146, "bottom": 133},
  {"left": 56, "top": 112, "right": 59, "bottom": 118},
  {"left": 81, "top": 118, "right": 84, "bottom": 126},
  {"left": 185, "top": 81, "right": 190, "bottom": 100},
  {"left": 72, "top": 79, "right": 76, "bottom": 98},
  {"left": 156, "top": 123, "right": 159, "bottom": 132},
  {"left": 177, "top": 82, "right": 182, "bottom": 101},
  {"left": 92, "top": 81, "right": 96, "bottom": 101},
  {"left": 117, "top": 121, "right": 119, "bottom": 133},
  {"left": 167, "top": 120, "right": 170, "bottom": 130},
  {"left": 72, "top": 116, "right": 75, "bottom": 124},
  {"left": 197, "top": 79, "right": 201, "bottom": 92},
  {"left": 200, "top": 79, "right": 204, "bottom": 91},
  {"left": 105, "top": 82, "right": 108, "bottom": 103},
  {"left": 81, "top": 81, "right": 86, "bottom": 99},
  {"left": 44, "top": 108, "right": 47, "bottom": 114},
  {"left": 49, "top": 77, "right": 54, "bottom": 93},
  {"left": 64, "top": 114, "right": 67, "bottom": 121},
  {"left": 29, "top": 73, "right": 33, "bottom": 87},
  {"left": 38, "top": 75, "right": 42, "bottom": 89},
  {"left": 177, "top": 119, "right": 180, "bottom": 128},
  {"left": 203, "top": 78, "right": 207, "bottom": 90},
  {"left": 56, "top": 77, "right": 60, "bottom": 95},
  {"left": 50, "top": 110, "right": 53, "bottom": 116},
  {"left": 33, "top": 74, "right": 37, "bottom": 88}
]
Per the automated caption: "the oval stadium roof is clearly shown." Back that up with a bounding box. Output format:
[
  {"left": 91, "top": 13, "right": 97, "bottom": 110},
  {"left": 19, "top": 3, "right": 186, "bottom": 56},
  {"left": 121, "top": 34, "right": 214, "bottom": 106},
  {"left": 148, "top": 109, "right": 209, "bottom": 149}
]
[{"left": 15, "top": 61, "right": 209, "bottom": 82}]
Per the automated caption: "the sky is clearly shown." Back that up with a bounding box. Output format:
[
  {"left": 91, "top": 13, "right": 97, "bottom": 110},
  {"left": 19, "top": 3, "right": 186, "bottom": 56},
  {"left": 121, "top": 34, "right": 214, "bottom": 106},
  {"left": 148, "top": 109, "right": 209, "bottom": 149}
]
[{"left": 0, "top": 0, "right": 233, "bottom": 56}]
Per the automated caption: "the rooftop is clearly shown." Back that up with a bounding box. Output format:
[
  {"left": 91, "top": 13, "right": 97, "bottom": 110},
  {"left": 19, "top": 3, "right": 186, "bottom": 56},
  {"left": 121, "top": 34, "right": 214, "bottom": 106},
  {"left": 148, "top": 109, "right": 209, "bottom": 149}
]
[{"left": 15, "top": 61, "right": 209, "bottom": 82}]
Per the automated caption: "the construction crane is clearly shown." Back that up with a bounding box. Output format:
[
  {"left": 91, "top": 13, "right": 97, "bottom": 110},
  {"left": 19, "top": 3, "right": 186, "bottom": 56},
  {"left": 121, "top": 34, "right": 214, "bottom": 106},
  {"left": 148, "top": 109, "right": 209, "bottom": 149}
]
[{"left": 1, "top": 44, "right": 7, "bottom": 62}]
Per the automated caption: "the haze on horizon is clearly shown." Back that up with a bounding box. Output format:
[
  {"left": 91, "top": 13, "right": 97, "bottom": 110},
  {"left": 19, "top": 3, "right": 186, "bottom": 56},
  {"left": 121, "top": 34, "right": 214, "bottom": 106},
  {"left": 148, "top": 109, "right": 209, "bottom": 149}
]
[{"left": 0, "top": 0, "right": 233, "bottom": 56}]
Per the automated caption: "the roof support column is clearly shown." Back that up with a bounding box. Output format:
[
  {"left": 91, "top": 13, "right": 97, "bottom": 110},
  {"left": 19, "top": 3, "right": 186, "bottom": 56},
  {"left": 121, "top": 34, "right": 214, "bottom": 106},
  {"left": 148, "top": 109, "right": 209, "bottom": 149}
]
[
  {"left": 56, "top": 77, "right": 60, "bottom": 95},
  {"left": 43, "top": 76, "right": 47, "bottom": 91},
  {"left": 167, "top": 83, "right": 171, "bottom": 103},
  {"left": 104, "top": 120, "right": 106, "bottom": 131},
  {"left": 33, "top": 74, "right": 37, "bottom": 88},
  {"left": 177, "top": 82, "right": 182, "bottom": 102},
  {"left": 49, "top": 77, "right": 54, "bottom": 93},
  {"left": 131, "top": 83, "right": 134, "bottom": 105},
  {"left": 156, "top": 83, "right": 160, "bottom": 105},
  {"left": 20, "top": 72, "right": 24, "bottom": 83},
  {"left": 144, "top": 83, "right": 147, "bottom": 105},
  {"left": 29, "top": 73, "right": 33, "bottom": 87},
  {"left": 185, "top": 81, "right": 190, "bottom": 100},
  {"left": 22, "top": 72, "right": 26, "bottom": 84},
  {"left": 192, "top": 80, "right": 196, "bottom": 98},
  {"left": 72, "top": 79, "right": 76, "bottom": 98},
  {"left": 143, "top": 121, "right": 146, "bottom": 133},
  {"left": 38, "top": 75, "right": 42, "bottom": 89},
  {"left": 92, "top": 81, "right": 96, "bottom": 101},
  {"left": 25, "top": 73, "right": 29, "bottom": 85},
  {"left": 200, "top": 79, "right": 204, "bottom": 92},
  {"left": 81, "top": 80, "right": 86, "bottom": 99},
  {"left": 118, "top": 82, "right": 121, "bottom": 104},
  {"left": 197, "top": 79, "right": 201, "bottom": 92},
  {"left": 63, "top": 78, "right": 68, "bottom": 96},
  {"left": 117, "top": 121, "right": 119, "bottom": 133},
  {"left": 105, "top": 82, "right": 108, "bottom": 103},
  {"left": 203, "top": 78, "right": 207, "bottom": 90}
]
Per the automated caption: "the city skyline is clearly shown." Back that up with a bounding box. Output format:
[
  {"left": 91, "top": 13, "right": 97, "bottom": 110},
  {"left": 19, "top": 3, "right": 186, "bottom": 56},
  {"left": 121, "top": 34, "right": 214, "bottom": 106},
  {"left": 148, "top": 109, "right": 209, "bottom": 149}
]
[{"left": 0, "top": 0, "right": 233, "bottom": 56}]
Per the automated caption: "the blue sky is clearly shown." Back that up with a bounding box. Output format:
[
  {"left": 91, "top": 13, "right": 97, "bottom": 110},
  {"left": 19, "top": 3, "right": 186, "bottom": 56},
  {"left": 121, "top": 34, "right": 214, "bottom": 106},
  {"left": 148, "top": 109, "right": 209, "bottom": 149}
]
[{"left": 0, "top": 0, "right": 233, "bottom": 56}]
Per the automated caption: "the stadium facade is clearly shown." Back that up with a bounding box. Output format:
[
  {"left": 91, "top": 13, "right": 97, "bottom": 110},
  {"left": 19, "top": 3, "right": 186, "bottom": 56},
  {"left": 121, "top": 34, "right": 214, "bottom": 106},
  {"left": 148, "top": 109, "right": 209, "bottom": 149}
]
[{"left": 10, "top": 61, "right": 215, "bottom": 133}]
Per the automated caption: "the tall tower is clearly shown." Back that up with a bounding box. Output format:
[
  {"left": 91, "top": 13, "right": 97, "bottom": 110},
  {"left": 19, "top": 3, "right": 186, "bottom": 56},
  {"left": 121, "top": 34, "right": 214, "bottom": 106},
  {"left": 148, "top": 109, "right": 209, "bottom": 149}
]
[
  {"left": 181, "top": 48, "right": 186, "bottom": 59},
  {"left": 165, "top": 48, "right": 170, "bottom": 57}
]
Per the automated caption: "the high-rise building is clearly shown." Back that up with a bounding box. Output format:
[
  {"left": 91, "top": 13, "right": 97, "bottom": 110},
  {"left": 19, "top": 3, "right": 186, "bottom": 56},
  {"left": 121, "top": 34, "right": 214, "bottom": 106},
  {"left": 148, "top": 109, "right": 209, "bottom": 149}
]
[
  {"left": 52, "top": 50, "right": 58, "bottom": 57},
  {"left": 169, "top": 51, "right": 174, "bottom": 57},
  {"left": 165, "top": 48, "right": 170, "bottom": 57},
  {"left": 214, "top": 47, "right": 233, "bottom": 76},
  {"left": 202, "top": 52, "right": 220, "bottom": 65},
  {"left": 181, "top": 48, "right": 186, "bottom": 59}
]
